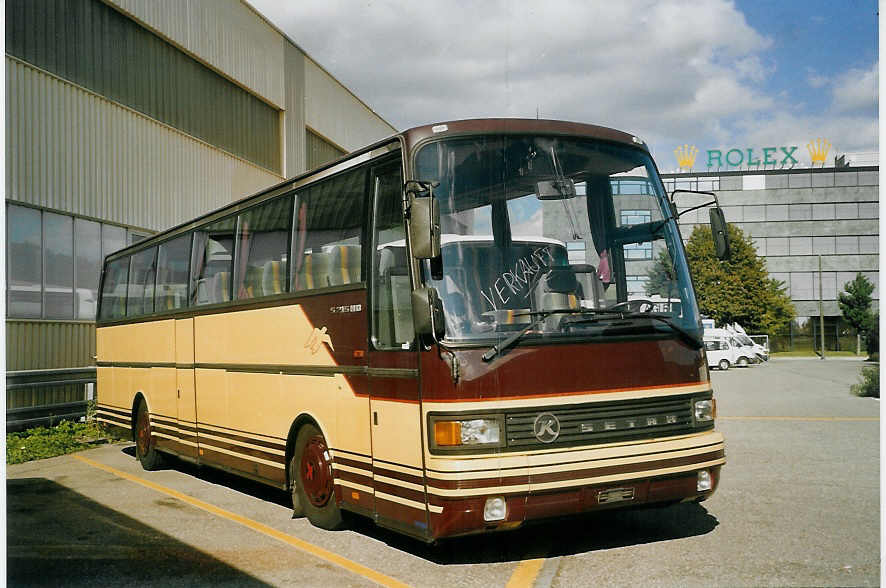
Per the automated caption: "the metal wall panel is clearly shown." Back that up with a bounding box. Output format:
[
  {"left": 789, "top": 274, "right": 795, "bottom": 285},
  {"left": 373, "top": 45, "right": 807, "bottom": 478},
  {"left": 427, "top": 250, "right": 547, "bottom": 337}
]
[
  {"left": 306, "top": 129, "right": 346, "bottom": 171},
  {"left": 284, "top": 40, "right": 306, "bottom": 176},
  {"left": 7, "top": 0, "right": 281, "bottom": 172},
  {"left": 304, "top": 57, "right": 397, "bottom": 152},
  {"left": 7, "top": 58, "right": 283, "bottom": 232},
  {"left": 6, "top": 321, "right": 96, "bottom": 371},
  {"left": 107, "top": 0, "right": 285, "bottom": 109}
]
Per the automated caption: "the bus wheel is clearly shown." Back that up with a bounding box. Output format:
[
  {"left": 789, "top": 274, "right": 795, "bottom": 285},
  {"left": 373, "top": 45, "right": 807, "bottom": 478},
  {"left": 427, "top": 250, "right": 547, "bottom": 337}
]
[
  {"left": 135, "top": 400, "right": 163, "bottom": 470},
  {"left": 718, "top": 359, "right": 730, "bottom": 371},
  {"left": 294, "top": 424, "right": 343, "bottom": 530},
  {"left": 737, "top": 356, "right": 749, "bottom": 367}
]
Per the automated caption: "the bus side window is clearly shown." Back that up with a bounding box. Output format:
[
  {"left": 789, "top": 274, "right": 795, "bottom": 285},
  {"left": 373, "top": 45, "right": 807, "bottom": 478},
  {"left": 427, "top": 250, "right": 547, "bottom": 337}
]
[
  {"left": 98, "top": 256, "right": 130, "bottom": 320},
  {"left": 371, "top": 162, "right": 413, "bottom": 349},
  {"left": 234, "top": 195, "right": 293, "bottom": 300},
  {"left": 191, "top": 216, "right": 236, "bottom": 306},
  {"left": 155, "top": 233, "right": 191, "bottom": 311},
  {"left": 127, "top": 246, "right": 157, "bottom": 317},
  {"left": 291, "top": 167, "right": 367, "bottom": 292}
]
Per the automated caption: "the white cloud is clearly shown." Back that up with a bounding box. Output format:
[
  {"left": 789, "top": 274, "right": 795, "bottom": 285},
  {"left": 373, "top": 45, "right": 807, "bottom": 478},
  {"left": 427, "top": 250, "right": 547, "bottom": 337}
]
[
  {"left": 250, "top": 0, "right": 876, "bottom": 161},
  {"left": 831, "top": 62, "right": 878, "bottom": 114}
]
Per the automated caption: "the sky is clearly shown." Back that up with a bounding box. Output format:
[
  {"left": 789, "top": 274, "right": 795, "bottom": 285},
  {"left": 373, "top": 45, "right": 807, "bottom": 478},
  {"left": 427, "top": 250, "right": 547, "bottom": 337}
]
[{"left": 249, "top": 0, "right": 878, "bottom": 171}]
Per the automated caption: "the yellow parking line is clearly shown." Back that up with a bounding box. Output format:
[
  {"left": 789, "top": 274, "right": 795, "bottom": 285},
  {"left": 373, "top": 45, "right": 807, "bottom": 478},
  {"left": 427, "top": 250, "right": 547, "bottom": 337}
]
[
  {"left": 720, "top": 416, "right": 878, "bottom": 422},
  {"left": 506, "top": 558, "right": 546, "bottom": 588},
  {"left": 72, "top": 454, "right": 411, "bottom": 588}
]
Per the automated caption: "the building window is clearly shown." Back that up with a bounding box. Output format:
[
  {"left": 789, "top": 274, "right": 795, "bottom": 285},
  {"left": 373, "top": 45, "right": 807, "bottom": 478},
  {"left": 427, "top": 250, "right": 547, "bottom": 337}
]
[
  {"left": 567, "top": 241, "right": 586, "bottom": 264},
  {"left": 620, "top": 210, "right": 653, "bottom": 260},
  {"left": 8, "top": 205, "right": 42, "bottom": 318},
  {"left": 620, "top": 209, "right": 651, "bottom": 226},
  {"left": 626, "top": 276, "right": 648, "bottom": 296},
  {"left": 6, "top": 204, "right": 150, "bottom": 320}
]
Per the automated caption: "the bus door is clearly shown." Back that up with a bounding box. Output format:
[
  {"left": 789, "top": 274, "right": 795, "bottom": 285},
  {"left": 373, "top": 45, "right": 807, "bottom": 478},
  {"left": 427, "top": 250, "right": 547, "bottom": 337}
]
[
  {"left": 367, "top": 160, "right": 428, "bottom": 535},
  {"left": 174, "top": 318, "right": 199, "bottom": 460}
]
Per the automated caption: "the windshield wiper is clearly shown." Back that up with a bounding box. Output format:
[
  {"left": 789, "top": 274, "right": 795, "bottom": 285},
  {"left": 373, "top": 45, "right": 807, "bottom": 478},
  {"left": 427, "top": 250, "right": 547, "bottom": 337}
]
[
  {"left": 481, "top": 309, "right": 623, "bottom": 363},
  {"left": 563, "top": 310, "right": 703, "bottom": 349}
]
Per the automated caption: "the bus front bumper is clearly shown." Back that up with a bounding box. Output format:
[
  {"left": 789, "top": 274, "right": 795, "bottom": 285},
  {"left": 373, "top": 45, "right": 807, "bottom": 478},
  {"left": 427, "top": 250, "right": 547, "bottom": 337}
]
[{"left": 425, "top": 431, "right": 725, "bottom": 539}]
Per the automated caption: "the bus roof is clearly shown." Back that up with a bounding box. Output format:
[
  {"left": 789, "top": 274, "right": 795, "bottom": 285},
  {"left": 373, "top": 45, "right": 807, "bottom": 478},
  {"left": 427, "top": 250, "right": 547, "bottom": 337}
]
[{"left": 401, "top": 118, "right": 647, "bottom": 153}]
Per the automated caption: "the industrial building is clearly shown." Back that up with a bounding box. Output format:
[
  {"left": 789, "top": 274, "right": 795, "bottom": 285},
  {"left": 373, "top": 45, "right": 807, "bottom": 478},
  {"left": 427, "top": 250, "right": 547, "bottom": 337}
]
[
  {"left": 6, "top": 0, "right": 395, "bottom": 418},
  {"left": 663, "top": 165, "right": 879, "bottom": 351}
]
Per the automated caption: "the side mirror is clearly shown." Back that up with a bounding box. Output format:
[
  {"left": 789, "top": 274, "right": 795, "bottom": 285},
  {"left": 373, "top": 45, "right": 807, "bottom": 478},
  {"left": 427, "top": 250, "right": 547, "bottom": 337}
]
[
  {"left": 405, "top": 182, "right": 441, "bottom": 259},
  {"left": 709, "top": 207, "right": 730, "bottom": 260},
  {"left": 412, "top": 287, "right": 445, "bottom": 340}
]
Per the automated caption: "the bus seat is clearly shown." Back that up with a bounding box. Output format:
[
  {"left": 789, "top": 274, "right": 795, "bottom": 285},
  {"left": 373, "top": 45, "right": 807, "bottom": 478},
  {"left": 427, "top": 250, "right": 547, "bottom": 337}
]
[
  {"left": 571, "top": 264, "right": 604, "bottom": 308},
  {"left": 262, "top": 260, "right": 283, "bottom": 296},
  {"left": 328, "top": 245, "right": 361, "bottom": 286},
  {"left": 294, "top": 253, "right": 312, "bottom": 290},
  {"left": 213, "top": 271, "right": 230, "bottom": 303},
  {"left": 309, "top": 251, "right": 332, "bottom": 289}
]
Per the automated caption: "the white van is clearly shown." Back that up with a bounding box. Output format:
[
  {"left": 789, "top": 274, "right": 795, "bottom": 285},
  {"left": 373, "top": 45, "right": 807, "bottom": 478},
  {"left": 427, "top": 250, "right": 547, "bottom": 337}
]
[
  {"left": 704, "top": 335, "right": 736, "bottom": 370},
  {"left": 705, "top": 328, "right": 754, "bottom": 368}
]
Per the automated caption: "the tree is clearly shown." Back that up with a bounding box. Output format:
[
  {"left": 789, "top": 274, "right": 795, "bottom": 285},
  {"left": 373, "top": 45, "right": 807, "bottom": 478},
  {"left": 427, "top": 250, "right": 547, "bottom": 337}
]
[
  {"left": 838, "top": 273, "right": 878, "bottom": 357},
  {"left": 645, "top": 249, "right": 677, "bottom": 300},
  {"left": 683, "top": 223, "right": 794, "bottom": 334}
]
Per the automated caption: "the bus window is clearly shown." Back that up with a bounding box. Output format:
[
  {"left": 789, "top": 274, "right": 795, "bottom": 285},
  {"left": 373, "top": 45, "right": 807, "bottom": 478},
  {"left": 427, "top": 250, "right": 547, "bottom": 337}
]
[
  {"left": 98, "top": 256, "right": 129, "bottom": 320},
  {"left": 291, "top": 168, "right": 367, "bottom": 292},
  {"left": 235, "top": 195, "right": 293, "bottom": 300},
  {"left": 155, "top": 233, "right": 191, "bottom": 311},
  {"left": 191, "top": 216, "right": 236, "bottom": 306},
  {"left": 371, "top": 162, "right": 413, "bottom": 349},
  {"left": 126, "top": 246, "right": 157, "bottom": 317}
]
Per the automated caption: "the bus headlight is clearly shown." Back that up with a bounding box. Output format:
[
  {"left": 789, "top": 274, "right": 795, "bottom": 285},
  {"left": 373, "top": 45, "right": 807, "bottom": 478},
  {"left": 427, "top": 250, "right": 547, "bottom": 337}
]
[
  {"left": 433, "top": 417, "right": 501, "bottom": 447},
  {"left": 694, "top": 399, "right": 715, "bottom": 422}
]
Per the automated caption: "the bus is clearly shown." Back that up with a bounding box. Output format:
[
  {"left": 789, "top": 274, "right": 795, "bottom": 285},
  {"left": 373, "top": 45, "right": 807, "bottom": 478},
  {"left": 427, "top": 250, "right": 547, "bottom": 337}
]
[{"left": 96, "top": 118, "right": 727, "bottom": 541}]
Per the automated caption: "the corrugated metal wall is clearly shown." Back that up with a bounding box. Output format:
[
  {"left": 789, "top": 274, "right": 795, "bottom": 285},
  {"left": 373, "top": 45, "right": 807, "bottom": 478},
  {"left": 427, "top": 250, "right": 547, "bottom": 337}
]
[
  {"left": 6, "top": 0, "right": 281, "bottom": 173},
  {"left": 108, "top": 0, "right": 285, "bottom": 109},
  {"left": 304, "top": 57, "right": 397, "bottom": 152},
  {"left": 6, "top": 57, "right": 282, "bottom": 233},
  {"left": 6, "top": 321, "right": 96, "bottom": 371},
  {"left": 306, "top": 129, "right": 346, "bottom": 171},
  {"left": 284, "top": 41, "right": 307, "bottom": 176}
]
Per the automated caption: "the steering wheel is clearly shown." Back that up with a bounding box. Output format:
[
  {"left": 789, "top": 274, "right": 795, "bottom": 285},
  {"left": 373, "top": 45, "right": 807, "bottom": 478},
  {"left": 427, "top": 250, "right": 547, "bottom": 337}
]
[{"left": 609, "top": 299, "right": 655, "bottom": 313}]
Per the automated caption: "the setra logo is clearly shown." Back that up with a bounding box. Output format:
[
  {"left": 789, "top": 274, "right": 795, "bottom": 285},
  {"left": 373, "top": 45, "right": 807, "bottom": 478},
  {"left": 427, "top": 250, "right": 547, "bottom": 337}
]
[
  {"left": 673, "top": 144, "right": 699, "bottom": 169},
  {"left": 533, "top": 412, "right": 561, "bottom": 443},
  {"left": 305, "top": 326, "right": 334, "bottom": 354}
]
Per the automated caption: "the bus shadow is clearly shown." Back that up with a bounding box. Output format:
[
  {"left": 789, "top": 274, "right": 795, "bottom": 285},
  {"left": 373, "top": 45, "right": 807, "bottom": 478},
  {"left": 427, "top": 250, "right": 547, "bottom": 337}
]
[
  {"left": 350, "top": 502, "right": 719, "bottom": 564},
  {"left": 121, "top": 445, "right": 292, "bottom": 509},
  {"left": 7, "top": 477, "right": 272, "bottom": 586},
  {"left": 119, "top": 445, "right": 718, "bottom": 564}
]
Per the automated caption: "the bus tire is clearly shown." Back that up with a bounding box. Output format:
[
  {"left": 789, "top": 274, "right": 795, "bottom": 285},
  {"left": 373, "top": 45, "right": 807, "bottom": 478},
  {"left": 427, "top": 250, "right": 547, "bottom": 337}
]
[
  {"left": 293, "top": 424, "right": 343, "bottom": 530},
  {"left": 718, "top": 359, "right": 730, "bottom": 371},
  {"left": 737, "top": 356, "right": 749, "bottom": 367},
  {"left": 288, "top": 453, "right": 305, "bottom": 518},
  {"left": 134, "top": 399, "right": 164, "bottom": 471}
]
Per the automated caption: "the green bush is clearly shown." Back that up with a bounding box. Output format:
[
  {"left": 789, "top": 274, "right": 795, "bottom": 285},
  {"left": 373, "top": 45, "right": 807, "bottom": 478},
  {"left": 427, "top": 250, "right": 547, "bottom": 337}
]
[
  {"left": 7, "top": 420, "right": 106, "bottom": 465},
  {"left": 850, "top": 365, "right": 880, "bottom": 398}
]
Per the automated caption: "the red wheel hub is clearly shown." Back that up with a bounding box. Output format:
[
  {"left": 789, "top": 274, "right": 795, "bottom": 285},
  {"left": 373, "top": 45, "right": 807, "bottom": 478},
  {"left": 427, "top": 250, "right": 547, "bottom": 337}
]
[{"left": 301, "top": 435, "right": 334, "bottom": 507}]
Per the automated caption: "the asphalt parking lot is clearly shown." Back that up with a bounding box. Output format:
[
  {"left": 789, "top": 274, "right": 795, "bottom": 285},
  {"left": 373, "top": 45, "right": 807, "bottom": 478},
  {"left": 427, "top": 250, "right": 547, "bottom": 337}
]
[{"left": 7, "top": 358, "right": 880, "bottom": 587}]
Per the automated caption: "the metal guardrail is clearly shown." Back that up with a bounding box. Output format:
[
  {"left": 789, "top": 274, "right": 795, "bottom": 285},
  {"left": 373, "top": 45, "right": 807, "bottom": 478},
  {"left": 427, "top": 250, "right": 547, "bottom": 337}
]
[{"left": 6, "top": 367, "right": 97, "bottom": 431}]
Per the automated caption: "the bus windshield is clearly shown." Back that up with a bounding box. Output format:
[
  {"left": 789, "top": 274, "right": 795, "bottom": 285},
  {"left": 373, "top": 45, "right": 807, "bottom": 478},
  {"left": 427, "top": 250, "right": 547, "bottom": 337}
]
[{"left": 413, "top": 134, "right": 700, "bottom": 344}]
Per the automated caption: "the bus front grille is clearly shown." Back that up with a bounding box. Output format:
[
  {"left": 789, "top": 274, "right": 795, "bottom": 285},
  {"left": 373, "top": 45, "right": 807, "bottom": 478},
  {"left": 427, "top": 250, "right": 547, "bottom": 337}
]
[{"left": 505, "top": 394, "right": 701, "bottom": 450}]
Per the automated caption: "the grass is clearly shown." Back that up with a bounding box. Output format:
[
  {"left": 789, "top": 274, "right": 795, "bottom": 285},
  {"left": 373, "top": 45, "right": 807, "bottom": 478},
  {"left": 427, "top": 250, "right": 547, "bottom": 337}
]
[
  {"left": 7, "top": 420, "right": 109, "bottom": 465},
  {"left": 851, "top": 365, "right": 880, "bottom": 398}
]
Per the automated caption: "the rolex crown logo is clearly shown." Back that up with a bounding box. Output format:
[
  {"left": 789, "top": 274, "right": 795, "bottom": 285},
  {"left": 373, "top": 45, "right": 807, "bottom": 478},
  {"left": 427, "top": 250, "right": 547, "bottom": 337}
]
[
  {"left": 807, "top": 138, "right": 831, "bottom": 165},
  {"left": 674, "top": 144, "right": 698, "bottom": 169}
]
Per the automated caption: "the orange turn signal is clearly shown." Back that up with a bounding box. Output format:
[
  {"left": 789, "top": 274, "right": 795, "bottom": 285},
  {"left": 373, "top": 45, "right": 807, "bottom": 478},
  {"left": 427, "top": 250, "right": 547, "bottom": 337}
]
[{"left": 434, "top": 421, "right": 461, "bottom": 446}]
